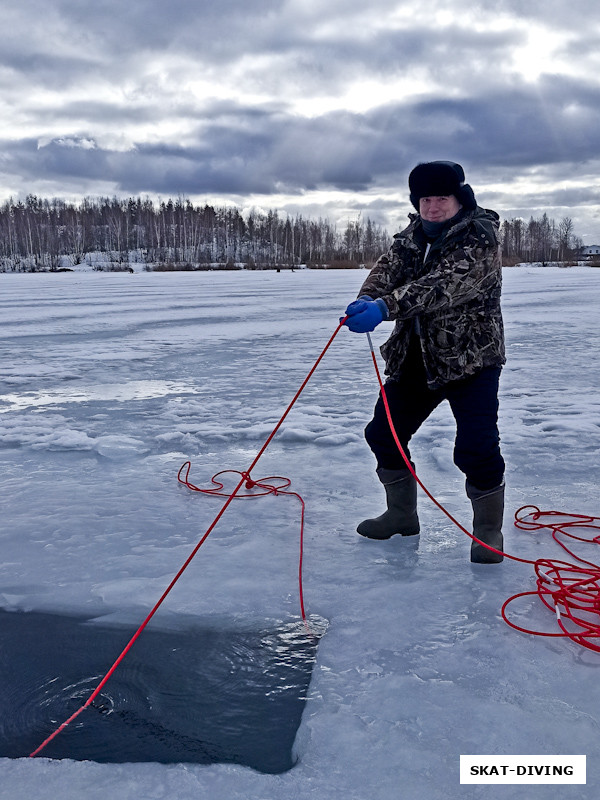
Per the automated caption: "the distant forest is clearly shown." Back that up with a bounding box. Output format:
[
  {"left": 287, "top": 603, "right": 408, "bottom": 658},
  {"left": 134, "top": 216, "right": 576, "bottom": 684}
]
[
  {"left": 500, "top": 213, "right": 581, "bottom": 265},
  {"left": 0, "top": 195, "right": 390, "bottom": 272},
  {"left": 0, "top": 195, "right": 585, "bottom": 272}
]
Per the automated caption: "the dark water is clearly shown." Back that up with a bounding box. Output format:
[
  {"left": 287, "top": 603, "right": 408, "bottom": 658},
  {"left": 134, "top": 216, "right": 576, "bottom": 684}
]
[{"left": 0, "top": 609, "right": 324, "bottom": 773}]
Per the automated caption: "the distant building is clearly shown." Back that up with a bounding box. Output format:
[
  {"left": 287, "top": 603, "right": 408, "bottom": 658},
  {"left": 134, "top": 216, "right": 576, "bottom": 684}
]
[{"left": 582, "top": 245, "right": 600, "bottom": 256}]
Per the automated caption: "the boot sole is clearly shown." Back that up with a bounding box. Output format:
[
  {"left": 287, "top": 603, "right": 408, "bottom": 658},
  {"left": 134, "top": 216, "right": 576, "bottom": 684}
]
[
  {"left": 357, "top": 528, "right": 420, "bottom": 540},
  {"left": 470, "top": 551, "right": 504, "bottom": 563}
]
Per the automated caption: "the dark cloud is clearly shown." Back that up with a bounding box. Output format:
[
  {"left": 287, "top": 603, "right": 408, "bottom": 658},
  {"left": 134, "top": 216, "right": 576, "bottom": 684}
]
[
  {"left": 391, "top": 76, "right": 600, "bottom": 170},
  {"left": 7, "top": 71, "right": 600, "bottom": 198}
]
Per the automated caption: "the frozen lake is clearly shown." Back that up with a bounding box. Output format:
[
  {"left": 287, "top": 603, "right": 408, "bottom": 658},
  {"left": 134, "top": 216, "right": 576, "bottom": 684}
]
[{"left": 1, "top": 267, "right": 600, "bottom": 799}]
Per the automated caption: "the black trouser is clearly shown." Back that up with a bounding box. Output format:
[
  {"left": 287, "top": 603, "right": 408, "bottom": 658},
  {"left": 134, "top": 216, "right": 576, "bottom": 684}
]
[{"left": 364, "top": 363, "right": 505, "bottom": 492}]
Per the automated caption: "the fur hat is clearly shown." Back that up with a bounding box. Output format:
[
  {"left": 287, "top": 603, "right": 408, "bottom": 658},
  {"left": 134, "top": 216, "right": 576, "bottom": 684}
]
[{"left": 408, "top": 161, "right": 477, "bottom": 211}]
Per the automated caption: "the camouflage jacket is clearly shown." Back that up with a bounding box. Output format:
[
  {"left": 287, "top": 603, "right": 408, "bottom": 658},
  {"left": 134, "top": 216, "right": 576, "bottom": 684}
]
[{"left": 359, "top": 207, "right": 505, "bottom": 388}]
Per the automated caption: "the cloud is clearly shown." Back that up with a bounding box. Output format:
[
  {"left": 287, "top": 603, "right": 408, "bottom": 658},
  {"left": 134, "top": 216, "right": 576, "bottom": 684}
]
[
  {"left": 3, "top": 71, "right": 600, "bottom": 206},
  {"left": 1, "top": 0, "right": 600, "bottom": 239}
]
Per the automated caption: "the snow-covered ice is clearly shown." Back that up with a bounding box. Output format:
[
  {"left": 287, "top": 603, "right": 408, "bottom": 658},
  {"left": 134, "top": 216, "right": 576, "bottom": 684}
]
[{"left": 1, "top": 267, "right": 600, "bottom": 798}]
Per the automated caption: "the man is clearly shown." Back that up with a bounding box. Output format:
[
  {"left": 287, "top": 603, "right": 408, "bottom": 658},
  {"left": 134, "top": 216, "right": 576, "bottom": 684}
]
[{"left": 343, "top": 161, "right": 505, "bottom": 563}]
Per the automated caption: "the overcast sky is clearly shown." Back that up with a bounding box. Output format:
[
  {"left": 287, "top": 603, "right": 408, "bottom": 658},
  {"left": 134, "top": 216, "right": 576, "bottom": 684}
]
[{"left": 2, "top": 0, "right": 600, "bottom": 241}]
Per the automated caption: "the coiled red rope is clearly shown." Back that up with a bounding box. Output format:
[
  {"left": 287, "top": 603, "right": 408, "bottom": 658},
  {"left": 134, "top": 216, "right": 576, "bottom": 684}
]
[
  {"left": 502, "top": 507, "right": 600, "bottom": 651},
  {"left": 29, "top": 319, "right": 600, "bottom": 758}
]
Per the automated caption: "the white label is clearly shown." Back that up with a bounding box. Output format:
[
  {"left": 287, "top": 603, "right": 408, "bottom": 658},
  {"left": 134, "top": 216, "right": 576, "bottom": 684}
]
[{"left": 460, "top": 755, "right": 586, "bottom": 784}]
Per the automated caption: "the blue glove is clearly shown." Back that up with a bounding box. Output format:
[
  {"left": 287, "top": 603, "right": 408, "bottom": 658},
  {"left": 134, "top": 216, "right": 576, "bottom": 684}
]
[{"left": 342, "top": 297, "right": 388, "bottom": 333}]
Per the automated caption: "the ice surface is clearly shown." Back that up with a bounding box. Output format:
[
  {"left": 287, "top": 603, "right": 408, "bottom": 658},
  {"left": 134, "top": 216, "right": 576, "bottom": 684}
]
[{"left": 1, "top": 267, "right": 600, "bottom": 799}]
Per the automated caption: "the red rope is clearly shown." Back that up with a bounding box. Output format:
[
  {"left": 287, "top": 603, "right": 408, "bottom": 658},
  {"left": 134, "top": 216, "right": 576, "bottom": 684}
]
[{"left": 29, "top": 319, "right": 346, "bottom": 758}]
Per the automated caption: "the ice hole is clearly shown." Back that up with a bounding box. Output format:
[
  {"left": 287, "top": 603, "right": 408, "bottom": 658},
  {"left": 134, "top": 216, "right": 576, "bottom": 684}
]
[{"left": 0, "top": 609, "right": 325, "bottom": 773}]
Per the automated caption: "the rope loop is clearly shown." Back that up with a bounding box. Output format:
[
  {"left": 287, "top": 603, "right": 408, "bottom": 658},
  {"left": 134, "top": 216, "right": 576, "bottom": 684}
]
[{"left": 502, "top": 507, "right": 600, "bottom": 651}]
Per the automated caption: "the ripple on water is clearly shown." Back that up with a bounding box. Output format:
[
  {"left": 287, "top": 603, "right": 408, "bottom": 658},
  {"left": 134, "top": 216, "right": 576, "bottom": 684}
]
[{"left": 0, "top": 609, "right": 326, "bottom": 772}]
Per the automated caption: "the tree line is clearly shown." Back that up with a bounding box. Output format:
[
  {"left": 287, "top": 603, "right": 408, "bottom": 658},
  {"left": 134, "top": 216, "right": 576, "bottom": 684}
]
[
  {"left": 0, "top": 195, "right": 391, "bottom": 272},
  {"left": 0, "top": 195, "right": 587, "bottom": 272},
  {"left": 500, "top": 214, "right": 582, "bottom": 265}
]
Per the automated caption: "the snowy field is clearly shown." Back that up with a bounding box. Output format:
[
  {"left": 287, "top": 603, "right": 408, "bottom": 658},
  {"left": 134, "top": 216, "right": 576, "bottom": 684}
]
[{"left": 1, "top": 266, "right": 600, "bottom": 799}]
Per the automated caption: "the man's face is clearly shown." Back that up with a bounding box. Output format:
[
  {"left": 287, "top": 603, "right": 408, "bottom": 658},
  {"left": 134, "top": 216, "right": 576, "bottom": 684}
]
[{"left": 419, "top": 195, "right": 462, "bottom": 222}]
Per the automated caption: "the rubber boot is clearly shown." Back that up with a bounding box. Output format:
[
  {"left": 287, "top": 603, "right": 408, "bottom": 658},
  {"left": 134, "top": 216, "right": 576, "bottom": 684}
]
[
  {"left": 357, "top": 467, "right": 420, "bottom": 540},
  {"left": 466, "top": 481, "right": 504, "bottom": 563}
]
